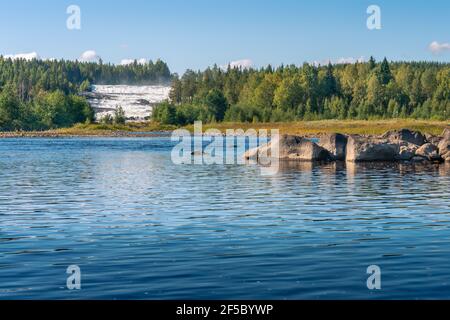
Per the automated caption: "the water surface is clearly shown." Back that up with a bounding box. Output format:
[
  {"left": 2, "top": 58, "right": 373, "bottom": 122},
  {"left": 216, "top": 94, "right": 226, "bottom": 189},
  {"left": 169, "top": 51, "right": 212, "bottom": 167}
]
[{"left": 0, "top": 138, "right": 449, "bottom": 299}]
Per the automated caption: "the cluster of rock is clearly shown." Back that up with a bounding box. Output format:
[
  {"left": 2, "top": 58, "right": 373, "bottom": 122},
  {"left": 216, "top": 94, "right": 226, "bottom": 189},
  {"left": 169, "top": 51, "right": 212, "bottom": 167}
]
[{"left": 244, "top": 128, "right": 450, "bottom": 163}]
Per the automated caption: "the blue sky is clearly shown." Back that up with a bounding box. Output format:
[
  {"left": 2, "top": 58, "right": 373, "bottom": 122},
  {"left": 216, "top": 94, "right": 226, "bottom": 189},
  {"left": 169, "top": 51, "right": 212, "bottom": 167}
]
[{"left": 0, "top": 0, "right": 449, "bottom": 74}]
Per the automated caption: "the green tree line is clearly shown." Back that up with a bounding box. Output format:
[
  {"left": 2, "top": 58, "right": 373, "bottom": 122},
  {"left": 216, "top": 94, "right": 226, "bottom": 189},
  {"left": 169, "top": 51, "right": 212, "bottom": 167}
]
[
  {"left": 0, "top": 57, "right": 172, "bottom": 131},
  {"left": 153, "top": 58, "right": 449, "bottom": 125}
]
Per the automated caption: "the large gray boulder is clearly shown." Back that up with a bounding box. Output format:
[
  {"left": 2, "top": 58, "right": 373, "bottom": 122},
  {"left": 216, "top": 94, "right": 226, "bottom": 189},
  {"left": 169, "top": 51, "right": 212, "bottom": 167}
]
[
  {"left": 244, "top": 134, "right": 331, "bottom": 162},
  {"left": 397, "top": 142, "right": 419, "bottom": 161},
  {"left": 416, "top": 143, "right": 441, "bottom": 161},
  {"left": 438, "top": 138, "right": 450, "bottom": 162},
  {"left": 425, "top": 133, "right": 442, "bottom": 145},
  {"left": 382, "top": 129, "right": 427, "bottom": 146},
  {"left": 346, "top": 136, "right": 399, "bottom": 162},
  {"left": 318, "top": 133, "right": 348, "bottom": 160},
  {"left": 443, "top": 128, "right": 450, "bottom": 140}
]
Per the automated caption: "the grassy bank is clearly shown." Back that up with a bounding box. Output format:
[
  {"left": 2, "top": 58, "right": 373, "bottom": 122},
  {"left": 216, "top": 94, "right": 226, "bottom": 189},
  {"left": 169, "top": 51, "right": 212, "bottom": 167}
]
[
  {"left": 0, "top": 122, "right": 178, "bottom": 137},
  {"left": 54, "top": 122, "right": 178, "bottom": 136},
  {"left": 186, "top": 119, "right": 449, "bottom": 136},
  {"left": 0, "top": 119, "right": 448, "bottom": 138}
]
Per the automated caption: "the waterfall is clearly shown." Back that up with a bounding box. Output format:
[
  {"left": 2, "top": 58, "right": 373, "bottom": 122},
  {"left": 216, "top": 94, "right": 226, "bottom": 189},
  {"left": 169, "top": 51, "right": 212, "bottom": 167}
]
[{"left": 84, "top": 85, "right": 171, "bottom": 120}]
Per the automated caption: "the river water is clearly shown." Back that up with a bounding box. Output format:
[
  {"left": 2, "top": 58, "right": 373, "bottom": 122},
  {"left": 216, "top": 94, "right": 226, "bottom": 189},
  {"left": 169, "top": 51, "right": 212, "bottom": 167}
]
[{"left": 0, "top": 138, "right": 449, "bottom": 299}]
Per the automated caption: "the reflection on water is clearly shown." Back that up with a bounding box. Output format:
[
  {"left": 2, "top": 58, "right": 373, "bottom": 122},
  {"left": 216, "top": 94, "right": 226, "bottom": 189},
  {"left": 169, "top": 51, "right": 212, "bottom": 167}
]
[{"left": 0, "top": 138, "right": 449, "bottom": 299}]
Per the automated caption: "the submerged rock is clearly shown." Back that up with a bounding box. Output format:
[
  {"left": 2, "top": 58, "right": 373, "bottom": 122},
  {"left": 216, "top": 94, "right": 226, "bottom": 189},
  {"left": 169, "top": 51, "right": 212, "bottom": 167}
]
[
  {"left": 411, "top": 156, "right": 427, "bottom": 163},
  {"left": 243, "top": 147, "right": 259, "bottom": 161},
  {"left": 318, "top": 133, "right": 348, "bottom": 161},
  {"left": 191, "top": 151, "right": 206, "bottom": 156},
  {"left": 346, "top": 136, "right": 399, "bottom": 162}
]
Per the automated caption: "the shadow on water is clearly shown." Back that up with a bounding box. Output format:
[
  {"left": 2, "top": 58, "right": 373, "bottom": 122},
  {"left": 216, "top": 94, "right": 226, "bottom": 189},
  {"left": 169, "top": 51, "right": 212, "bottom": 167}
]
[{"left": 276, "top": 160, "right": 450, "bottom": 176}]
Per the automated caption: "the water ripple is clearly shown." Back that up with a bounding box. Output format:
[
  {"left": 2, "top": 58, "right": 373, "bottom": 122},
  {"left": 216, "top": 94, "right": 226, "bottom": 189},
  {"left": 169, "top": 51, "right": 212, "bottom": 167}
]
[{"left": 0, "top": 138, "right": 449, "bottom": 299}]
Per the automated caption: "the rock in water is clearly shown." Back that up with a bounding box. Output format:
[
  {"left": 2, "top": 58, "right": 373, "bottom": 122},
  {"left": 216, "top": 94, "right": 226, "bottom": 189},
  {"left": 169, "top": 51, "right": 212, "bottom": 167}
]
[
  {"left": 245, "top": 130, "right": 450, "bottom": 163},
  {"left": 397, "top": 142, "right": 419, "bottom": 161},
  {"left": 382, "top": 129, "right": 427, "bottom": 146},
  {"left": 318, "top": 133, "right": 348, "bottom": 161},
  {"left": 438, "top": 134, "right": 450, "bottom": 162},
  {"left": 243, "top": 146, "right": 260, "bottom": 161},
  {"left": 346, "top": 136, "right": 399, "bottom": 162},
  {"left": 443, "top": 128, "right": 450, "bottom": 140},
  {"left": 425, "top": 133, "right": 442, "bottom": 145},
  {"left": 416, "top": 143, "right": 441, "bottom": 161},
  {"left": 244, "top": 135, "right": 330, "bottom": 162}
]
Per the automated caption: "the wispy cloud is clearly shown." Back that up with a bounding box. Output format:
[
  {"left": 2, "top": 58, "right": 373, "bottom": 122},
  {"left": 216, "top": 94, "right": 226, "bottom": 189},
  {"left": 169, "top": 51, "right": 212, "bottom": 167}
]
[
  {"left": 79, "top": 50, "right": 101, "bottom": 62},
  {"left": 222, "top": 59, "right": 253, "bottom": 70},
  {"left": 4, "top": 52, "right": 40, "bottom": 61},
  {"left": 312, "top": 56, "right": 366, "bottom": 66},
  {"left": 429, "top": 41, "right": 450, "bottom": 54},
  {"left": 120, "top": 58, "right": 147, "bottom": 66},
  {"left": 335, "top": 56, "right": 366, "bottom": 64}
]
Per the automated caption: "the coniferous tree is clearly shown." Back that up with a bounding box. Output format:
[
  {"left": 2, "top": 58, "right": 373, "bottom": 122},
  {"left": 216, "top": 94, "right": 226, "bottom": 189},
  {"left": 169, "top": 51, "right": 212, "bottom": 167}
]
[
  {"left": 377, "top": 58, "right": 393, "bottom": 85},
  {"left": 322, "top": 63, "right": 338, "bottom": 97},
  {"left": 156, "top": 59, "right": 449, "bottom": 124},
  {"left": 369, "top": 56, "right": 376, "bottom": 70}
]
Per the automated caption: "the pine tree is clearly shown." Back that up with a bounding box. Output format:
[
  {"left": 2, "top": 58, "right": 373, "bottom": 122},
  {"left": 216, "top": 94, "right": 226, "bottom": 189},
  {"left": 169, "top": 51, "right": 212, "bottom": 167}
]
[
  {"left": 322, "top": 63, "right": 338, "bottom": 97},
  {"left": 377, "top": 58, "right": 393, "bottom": 85},
  {"left": 369, "top": 56, "right": 376, "bottom": 70}
]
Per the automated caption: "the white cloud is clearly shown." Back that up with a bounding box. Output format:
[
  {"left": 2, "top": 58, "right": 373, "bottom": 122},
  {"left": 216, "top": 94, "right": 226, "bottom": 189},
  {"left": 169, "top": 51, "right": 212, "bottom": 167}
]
[
  {"left": 311, "top": 59, "right": 330, "bottom": 67},
  {"left": 120, "top": 58, "right": 148, "bottom": 66},
  {"left": 120, "top": 59, "right": 134, "bottom": 65},
  {"left": 222, "top": 59, "right": 253, "bottom": 70},
  {"left": 4, "top": 52, "right": 40, "bottom": 61},
  {"left": 335, "top": 56, "right": 366, "bottom": 64},
  {"left": 80, "top": 50, "right": 100, "bottom": 62},
  {"left": 312, "top": 56, "right": 366, "bottom": 66},
  {"left": 429, "top": 41, "right": 450, "bottom": 54}
]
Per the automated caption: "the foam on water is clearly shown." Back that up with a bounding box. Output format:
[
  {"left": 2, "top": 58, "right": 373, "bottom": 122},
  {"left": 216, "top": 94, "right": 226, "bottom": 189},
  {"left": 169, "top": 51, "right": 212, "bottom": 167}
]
[{"left": 86, "top": 85, "right": 171, "bottom": 120}]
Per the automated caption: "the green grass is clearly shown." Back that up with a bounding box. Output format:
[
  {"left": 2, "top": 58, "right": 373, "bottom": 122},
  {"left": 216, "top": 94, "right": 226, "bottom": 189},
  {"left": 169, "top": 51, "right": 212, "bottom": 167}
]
[
  {"left": 187, "top": 119, "right": 449, "bottom": 136},
  {"left": 51, "top": 122, "right": 178, "bottom": 136},
  {"left": 1, "top": 119, "right": 448, "bottom": 137}
]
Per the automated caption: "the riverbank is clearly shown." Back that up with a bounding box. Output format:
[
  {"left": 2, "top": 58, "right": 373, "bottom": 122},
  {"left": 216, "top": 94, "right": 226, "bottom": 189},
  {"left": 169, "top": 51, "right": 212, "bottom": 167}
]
[
  {"left": 0, "top": 119, "right": 448, "bottom": 138},
  {"left": 196, "top": 119, "right": 449, "bottom": 136},
  {"left": 0, "top": 122, "right": 178, "bottom": 138}
]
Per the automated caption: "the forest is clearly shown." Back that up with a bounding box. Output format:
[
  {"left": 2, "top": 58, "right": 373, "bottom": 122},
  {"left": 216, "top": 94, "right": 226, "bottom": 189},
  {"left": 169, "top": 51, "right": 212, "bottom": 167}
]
[
  {"left": 1, "top": 56, "right": 448, "bottom": 132},
  {"left": 0, "top": 57, "right": 172, "bottom": 131},
  {"left": 153, "top": 58, "right": 449, "bottom": 125}
]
